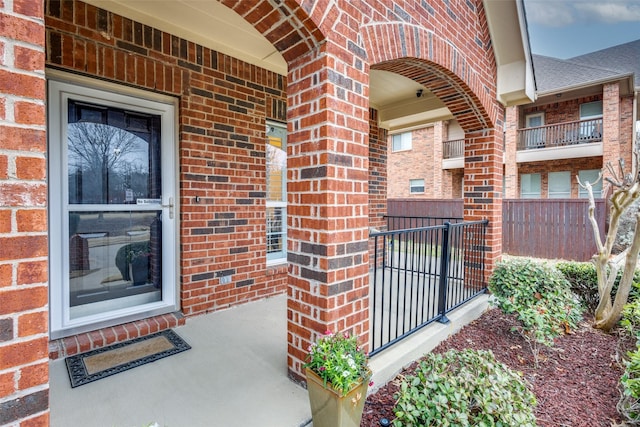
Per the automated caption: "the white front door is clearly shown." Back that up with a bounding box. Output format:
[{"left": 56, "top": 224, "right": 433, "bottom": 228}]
[{"left": 48, "top": 74, "right": 178, "bottom": 339}]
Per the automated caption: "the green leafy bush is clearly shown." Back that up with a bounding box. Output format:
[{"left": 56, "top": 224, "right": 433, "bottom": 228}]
[
  {"left": 555, "top": 261, "right": 599, "bottom": 310},
  {"left": 489, "top": 259, "right": 582, "bottom": 365},
  {"left": 556, "top": 261, "right": 640, "bottom": 312},
  {"left": 619, "top": 347, "right": 640, "bottom": 424},
  {"left": 621, "top": 299, "right": 640, "bottom": 339},
  {"left": 392, "top": 349, "right": 537, "bottom": 427}
]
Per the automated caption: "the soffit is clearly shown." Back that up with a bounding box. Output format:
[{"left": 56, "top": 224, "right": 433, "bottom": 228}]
[{"left": 84, "top": 1, "right": 451, "bottom": 132}]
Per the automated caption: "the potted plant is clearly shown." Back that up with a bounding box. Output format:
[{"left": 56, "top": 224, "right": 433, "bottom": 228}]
[
  {"left": 304, "top": 330, "right": 373, "bottom": 427},
  {"left": 115, "top": 241, "right": 151, "bottom": 285}
]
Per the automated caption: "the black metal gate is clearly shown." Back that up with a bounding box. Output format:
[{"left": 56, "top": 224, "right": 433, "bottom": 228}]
[{"left": 369, "top": 219, "right": 488, "bottom": 356}]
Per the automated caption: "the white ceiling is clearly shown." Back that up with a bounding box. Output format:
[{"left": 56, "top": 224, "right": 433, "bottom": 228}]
[{"left": 85, "top": 0, "right": 452, "bottom": 132}]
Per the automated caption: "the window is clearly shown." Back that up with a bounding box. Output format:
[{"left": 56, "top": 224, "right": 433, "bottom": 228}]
[
  {"left": 580, "top": 101, "right": 603, "bottom": 139},
  {"left": 548, "top": 171, "right": 571, "bottom": 198},
  {"left": 520, "top": 173, "right": 541, "bottom": 198},
  {"left": 526, "top": 113, "right": 544, "bottom": 128},
  {"left": 391, "top": 132, "right": 412, "bottom": 152},
  {"left": 409, "top": 179, "right": 425, "bottom": 194},
  {"left": 48, "top": 73, "right": 177, "bottom": 338},
  {"left": 524, "top": 113, "right": 545, "bottom": 148},
  {"left": 580, "top": 101, "right": 603, "bottom": 119},
  {"left": 266, "top": 121, "right": 287, "bottom": 263},
  {"left": 578, "top": 169, "right": 603, "bottom": 198}
]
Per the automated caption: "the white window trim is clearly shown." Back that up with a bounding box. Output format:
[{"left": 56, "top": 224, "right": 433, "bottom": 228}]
[
  {"left": 391, "top": 131, "right": 412, "bottom": 152},
  {"left": 409, "top": 179, "right": 425, "bottom": 194},
  {"left": 548, "top": 171, "right": 571, "bottom": 198},
  {"left": 580, "top": 101, "right": 603, "bottom": 119},
  {"left": 47, "top": 70, "right": 179, "bottom": 339},
  {"left": 266, "top": 120, "right": 287, "bottom": 265},
  {"left": 520, "top": 173, "right": 541, "bottom": 199},
  {"left": 525, "top": 112, "right": 544, "bottom": 128}
]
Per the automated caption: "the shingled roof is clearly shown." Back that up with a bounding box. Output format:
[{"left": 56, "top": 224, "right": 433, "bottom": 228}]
[{"left": 532, "top": 39, "right": 639, "bottom": 94}]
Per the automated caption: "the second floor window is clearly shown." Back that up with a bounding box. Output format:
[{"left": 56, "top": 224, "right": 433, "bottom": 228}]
[
  {"left": 392, "top": 132, "right": 412, "bottom": 152},
  {"left": 409, "top": 179, "right": 425, "bottom": 194}
]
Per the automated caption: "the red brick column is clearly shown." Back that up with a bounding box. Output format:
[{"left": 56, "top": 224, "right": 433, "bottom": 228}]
[
  {"left": 463, "top": 128, "right": 503, "bottom": 280},
  {"left": 602, "top": 82, "right": 622, "bottom": 182},
  {"left": 432, "top": 121, "right": 444, "bottom": 196},
  {"left": 0, "top": 1, "right": 50, "bottom": 426},
  {"left": 286, "top": 47, "right": 370, "bottom": 382},
  {"left": 504, "top": 106, "right": 518, "bottom": 198}
]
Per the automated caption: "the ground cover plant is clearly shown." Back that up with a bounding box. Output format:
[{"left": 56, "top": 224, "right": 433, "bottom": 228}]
[{"left": 360, "top": 258, "right": 637, "bottom": 426}]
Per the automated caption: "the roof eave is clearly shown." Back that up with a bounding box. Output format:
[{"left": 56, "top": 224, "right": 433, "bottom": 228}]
[{"left": 484, "top": 0, "right": 536, "bottom": 106}]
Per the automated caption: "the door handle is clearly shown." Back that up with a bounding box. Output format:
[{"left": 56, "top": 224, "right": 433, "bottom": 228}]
[{"left": 162, "top": 196, "right": 174, "bottom": 219}]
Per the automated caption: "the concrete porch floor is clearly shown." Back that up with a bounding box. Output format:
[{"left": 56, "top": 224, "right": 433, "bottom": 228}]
[{"left": 50, "top": 293, "right": 489, "bottom": 427}]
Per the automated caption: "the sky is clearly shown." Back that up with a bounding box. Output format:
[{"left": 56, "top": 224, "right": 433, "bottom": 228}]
[{"left": 524, "top": 0, "right": 640, "bottom": 59}]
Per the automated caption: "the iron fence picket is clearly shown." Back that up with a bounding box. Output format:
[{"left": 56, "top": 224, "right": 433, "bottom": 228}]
[{"left": 370, "top": 219, "right": 488, "bottom": 356}]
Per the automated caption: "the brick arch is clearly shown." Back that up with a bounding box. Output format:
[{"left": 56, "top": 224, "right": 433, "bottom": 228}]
[
  {"left": 219, "top": 0, "right": 325, "bottom": 64},
  {"left": 362, "top": 22, "right": 497, "bottom": 133}
]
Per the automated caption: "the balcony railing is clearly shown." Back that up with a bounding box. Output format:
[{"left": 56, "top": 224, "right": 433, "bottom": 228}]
[
  {"left": 443, "top": 139, "right": 464, "bottom": 159},
  {"left": 517, "top": 118, "right": 603, "bottom": 151}
]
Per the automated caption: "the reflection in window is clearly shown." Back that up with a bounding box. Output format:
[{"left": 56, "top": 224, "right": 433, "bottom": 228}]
[
  {"left": 67, "top": 100, "right": 161, "bottom": 204},
  {"left": 266, "top": 122, "right": 287, "bottom": 262},
  {"left": 68, "top": 211, "right": 162, "bottom": 318}
]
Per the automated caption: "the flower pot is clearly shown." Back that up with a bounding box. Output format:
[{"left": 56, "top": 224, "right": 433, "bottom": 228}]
[
  {"left": 305, "top": 367, "right": 370, "bottom": 427},
  {"left": 130, "top": 256, "right": 150, "bottom": 286}
]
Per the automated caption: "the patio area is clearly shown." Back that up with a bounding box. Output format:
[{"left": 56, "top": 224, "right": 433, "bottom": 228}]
[{"left": 49, "top": 292, "right": 489, "bottom": 427}]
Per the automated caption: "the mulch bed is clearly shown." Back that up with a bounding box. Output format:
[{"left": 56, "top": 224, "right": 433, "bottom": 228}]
[{"left": 361, "top": 308, "right": 632, "bottom": 427}]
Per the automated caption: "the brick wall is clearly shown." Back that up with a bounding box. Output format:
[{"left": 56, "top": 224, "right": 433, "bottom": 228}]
[
  {"left": 0, "top": 1, "right": 50, "bottom": 426},
  {"left": 387, "top": 126, "right": 435, "bottom": 198},
  {"left": 369, "top": 108, "right": 387, "bottom": 231},
  {"left": 45, "top": 0, "right": 289, "bottom": 321}
]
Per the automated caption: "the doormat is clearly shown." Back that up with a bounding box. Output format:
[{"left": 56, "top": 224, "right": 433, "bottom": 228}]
[{"left": 65, "top": 329, "right": 191, "bottom": 388}]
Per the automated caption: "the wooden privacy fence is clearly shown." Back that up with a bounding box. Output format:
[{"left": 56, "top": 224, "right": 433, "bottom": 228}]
[{"left": 387, "top": 198, "right": 607, "bottom": 262}]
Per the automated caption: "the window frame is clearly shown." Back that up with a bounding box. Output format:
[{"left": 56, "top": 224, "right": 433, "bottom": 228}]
[
  {"left": 580, "top": 101, "right": 603, "bottom": 119},
  {"left": 266, "top": 121, "right": 287, "bottom": 264},
  {"left": 409, "top": 179, "right": 425, "bottom": 194},
  {"left": 391, "top": 131, "right": 412, "bottom": 152},
  {"left": 578, "top": 169, "right": 603, "bottom": 199},
  {"left": 548, "top": 171, "right": 571, "bottom": 198},
  {"left": 47, "top": 70, "right": 179, "bottom": 339},
  {"left": 520, "top": 173, "right": 541, "bottom": 199}
]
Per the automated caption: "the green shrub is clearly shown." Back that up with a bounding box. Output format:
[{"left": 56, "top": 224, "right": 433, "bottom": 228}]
[
  {"left": 556, "top": 261, "right": 640, "bottom": 312},
  {"left": 619, "top": 347, "right": 640, "bottom": 425},
  {"left": 489, "top": 259, "right": 582, "bottom": 365},
  {"left": 392, "top": 349, "right": 537, "bottom": 427},
  {"left": 622, "top": 299, "right": 640, "bottom": 340},
  {"left": 555, "top": 261, "right": 599, "bottom": 310}
]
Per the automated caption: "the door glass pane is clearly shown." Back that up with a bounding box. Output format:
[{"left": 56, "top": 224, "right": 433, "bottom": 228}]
[
  {"left": 66, "top": 100, "right": 164, "bottom": 319},
  {"left": 67, "top": 101, "right": 161, "bottom": 205},
  {"left": 69, "top": 211, "right": 162, "bottom": 319}
]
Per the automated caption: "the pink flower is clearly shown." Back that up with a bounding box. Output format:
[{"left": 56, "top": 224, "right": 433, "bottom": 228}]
[
  {"left": 319, "top": 366, "right": 326, "bottom": 371},
  {"left": 324, "top": 329, "right": 332, "bottom": 335},
  {"left": 369, "top": 381, "right": 374, "bottom": 387}
]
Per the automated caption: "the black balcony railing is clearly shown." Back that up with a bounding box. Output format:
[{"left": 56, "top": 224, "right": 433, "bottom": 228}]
[
  {"left": 369, "top": 219, "right": 488, "bottom": 356},
  {"left": 443, "top": 139, "right": 464, "bottom": 159},
  {"left": 517, "top": 118, "right": 603, "bottom": 150}
]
